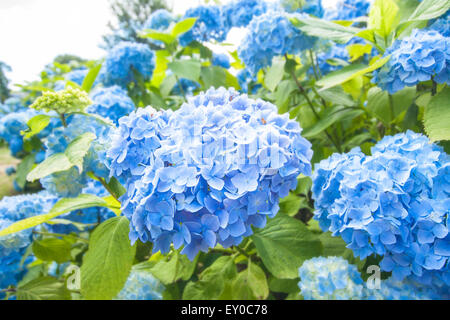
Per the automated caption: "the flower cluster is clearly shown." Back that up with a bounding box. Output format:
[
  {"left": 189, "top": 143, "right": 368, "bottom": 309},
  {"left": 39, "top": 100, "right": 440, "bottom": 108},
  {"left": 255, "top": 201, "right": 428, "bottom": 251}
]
[
  {"left": 0, "top": 96, "right": 26, "bottom": 114},
  {"left": 373, "top": 29, "right": 450, "bottom": 94},
  {"left": 312, "top": 131, "right": 450, "bottom": 284},
  {"left": 430, "top": 11, "right": 450, "bottom": 37},
  {"left": 221, "top": 0, "right": 270, "bottom": 29},
  {"left": 171, "top": 78, "right": 200, "bottom": 96},
  {"left": 30, "top": 87, "right": 92, "bottom": 114},
  {"left": 212, "top": 53, "right": 231, "bottom": 69},
  {"left": 0, "top": 109, "right": 37, "bottom": 156},
  {"left": 144, "top": 9, "right": 175, "bottom": 31},
  {"left": 238, "top": 11, "right": 316, "bottom": 74},
  {"left": 66, "top": 69, "right": 88, "bottom": 86},
  {"left": 324, "top": 0, "right": 371, "bottom": 21},
  {"left": 298, "top": 256, "right": 365, "bottom": 300},
  {"left": 179, "top": 5, "right": 229, "bottom": 46},
  {"left": 115, "top": 270, "right": 164, "bottom": 300},
  {"left": 282, "top": 0, "right": 324, "bottom": 18},
  {"left": 0, "top": 192, "right": 58, "bottom": 291},
  {"left": 87, "top": 86, "right": 135, "bottom": 124},
  {"left": 41, "top": 115, "right": 111, "bottom": 197},
  {"left": 99, "top": 42, "right": 156, "bottom": 88},
  {"left": 108, "top": 87, "right": 313, "bottom": 260}
]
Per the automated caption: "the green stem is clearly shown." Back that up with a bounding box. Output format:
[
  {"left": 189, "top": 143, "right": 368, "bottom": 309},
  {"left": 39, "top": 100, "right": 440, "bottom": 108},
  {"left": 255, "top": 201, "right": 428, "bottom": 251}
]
[
  {"left": 309, "top": 49, "right": 320, "bottom": 80},
  {"left": 96, "top": 175, "right": 120, "bottom": 203},
  {"left": 431, "top": 79, "right": 437, "bottom": 96},
  {"left": 59, "top": 113, "right": 67, "bottom": 127},
  {"left": 233, "top": 245, "right": 250, "bottom": 258},
  {"left": 388, "top": 93, "right": 395, "bottom": 134},
  {"left": 210, "top": 248, "right": 234, "bottom": 255}
]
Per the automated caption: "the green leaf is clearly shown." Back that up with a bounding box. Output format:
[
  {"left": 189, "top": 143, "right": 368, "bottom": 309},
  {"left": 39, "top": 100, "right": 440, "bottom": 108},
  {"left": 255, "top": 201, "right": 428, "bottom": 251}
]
[
  {"left": 252, "top": 214, "right": 323, "bottom": 279},
  {"left": 397, "top": 0, "right": 450, "bottom": 35},
  {"left": 368, "top": 0, "right": 399, "bottom": 38},
  {"left": 15, "top": 154, "right": 35, "bottom": 189},
  {"left": 231, "top": 261, "right": 269, "bottom": 300},
  {"left": 347, "top": 43, "right": 373, "bottom": 62},
  {"left": 0, "top": 194, "right": 109, "bottom": 237},
  {"left": 423, "top": 87, "right": 450, "bottom": 142},
  {"left": 81, "top": 63, "right": 102, "bottom": 92},
  {"left": 269, "top": 277, "right": 300, "bottom": 294},
  {"left": 407, "top": 0, "right": 450, "bottom": 22},
  {"left": 140, "top": 29, "right": 176, "bottom": 44},
  {"left": 367, "top": 87, "right": 416, "bottom": 124},
  {"left": 264, "top": 57, "right": 286, "bottom": 91},
  {"left": 27, "top": 132, "right": 96, "bottom": 181},
  {"left": 302, "top": 107, "right": 364, "bottom": 138},
  {"left": 21, "top": 114, "right": 51, "bottom": 140},
  {"left": 182, "top": 256, "right": 237, "bottom": 300},
  {"left": 319, "top": 232, "right": 348, "bottom": 257},
  {"left": 64, "top": 132, "right": 96, "bottom": 172},
  {"left": 279, "top": 194, "right": 306, "bottom": 217},
  {"left": 32, "top": 238, "right": 72, "bottom": 263},
  {"left": 107, "top": 177, "right": 126, "bottom": 199},
  {"left": 26, "top": 153, "right": 73, "bottom": 182},
  {"left": 135, "top": 250, "right": 198, "bottom": 285},
  {"left": 171, "top": 18, "right": 197, "bottom": 37},
  {"left": 80, "top": 217, "right": 136, "bottom": 300},
  {"left": 168, "top": 60, "right": 201, "bottom": 82},
  {"left": 318, "top": 87, "right": 355, "bottom": 107},
  {"left": 316, "top": 56, "right": 390, "bottom": 91},
  {"left": 290, "top": 16, "right": 361, "bottom": 43},
  {"left": 16, "top": 277, "right": 71, "bottom": 300}
]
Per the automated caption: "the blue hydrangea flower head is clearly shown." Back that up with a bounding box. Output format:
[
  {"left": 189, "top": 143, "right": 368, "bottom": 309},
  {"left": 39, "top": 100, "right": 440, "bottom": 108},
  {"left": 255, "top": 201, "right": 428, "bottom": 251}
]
[
  {"left": 324, "top": 0, "right": 371, "bottom": 21},
  {"left": 221, "top": 0, "right": 270, "bottom": 28},
  {"left": 298, "top": 256, "right": 365, "bottom": 300},
  {"left": 212, "top": 53, "right": 231, "bottom": 69},
  {"left": 66, "top": 69, "right": 88, "bottom": 86},
  {"left": 373, "top": 29, "right": 450, "bottom": 94},
  {"left": 429, "top": 11, "right": 450, "bottom": 37},
  {"left": 109, "top": 87, "right": 313, "bottom": 260},
  {"left": 116, "top": 270, "right": 164, "bottom": 300},
  {"left": 0, "top": 191, "right": 58, "bottom": 250},
  {"left": 179, "top": 5, "right": 229, "bottom": 46},
  {"left": 312, "top": 131, "right": 450, "bottom": 284},
  {"left": 144, "top": 9, "right": 174, "bottom": 30},
  {"left": 42, "top": 115, "right": 112, "bottom": 197},
  {"left": 87, "top": 86, "right": 135, "bottom": 124},
  {"left": 0, "top": 96, "right": 26, "bottom": 114},
  {"left": 0, "top": 109, "right": 38, "bottom": 156},
  {"left": 99, "top": 41, "right": 156, "bottom": 88},
  {"left": 282, "top": 0, "right": 324, "bottom": 17},
  {"left": 238, "top": 11, "right": 316, "bottom": 74}
]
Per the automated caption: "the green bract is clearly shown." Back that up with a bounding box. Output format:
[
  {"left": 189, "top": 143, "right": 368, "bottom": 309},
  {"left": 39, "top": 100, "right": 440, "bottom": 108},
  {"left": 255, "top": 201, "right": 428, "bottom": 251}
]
[{"left": 30, "top": 87, "right": 92, "bottom": 114}]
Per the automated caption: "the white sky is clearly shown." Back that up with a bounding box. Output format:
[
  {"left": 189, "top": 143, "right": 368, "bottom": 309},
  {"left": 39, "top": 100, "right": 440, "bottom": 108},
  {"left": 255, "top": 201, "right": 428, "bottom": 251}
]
[{"left": 1, "top": 0, "right": 338, "bottom": 86}]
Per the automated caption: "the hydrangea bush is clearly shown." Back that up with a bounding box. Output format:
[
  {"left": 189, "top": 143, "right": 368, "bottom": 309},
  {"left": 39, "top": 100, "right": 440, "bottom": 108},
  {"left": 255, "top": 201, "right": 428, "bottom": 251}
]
[{"left": 0, "top": 0, "right": 449, "bottom": 301}]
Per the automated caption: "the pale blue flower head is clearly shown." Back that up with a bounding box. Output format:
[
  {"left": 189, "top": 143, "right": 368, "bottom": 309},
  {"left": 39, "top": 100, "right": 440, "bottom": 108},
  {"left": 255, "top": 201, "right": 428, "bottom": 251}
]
[
  {"left": 116, "top": 270, "right": 164, "bottom": 300},
  {"left": 99, "top": 41, "right": 156, "bottom": 88},
  {"left": 221, "top": 0, "right": 270, "bottom": 28},
  {"left": 109, "top": 87, "right": 313, "bottom": 260},
  {"left": 298, "top": 256, "right": 365, "bottom": 300},
  {"left": 373, "top": 29, "right": 450, "bottom": 94},
  {"left": 179, "top": 5, "right": 229, "bottom": 46},
  {"left": 87, "top": 86, "right": 135, "bottom": 124},
  {"left": 212, "top": 53, "right": 231, "bottom": 69},
  {"left": 324, "top": 0, "right": 370, "bottom": 21},
  {"left": 238, "top": 11, "right": 316, "bottom": 74},
  {"left": 312, "top": 131, "right": 450, "bottom": 284}
]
